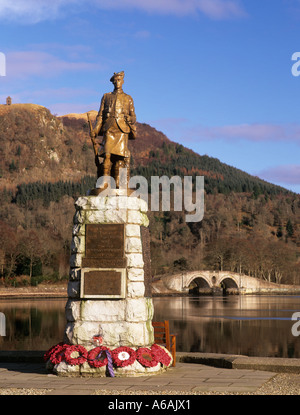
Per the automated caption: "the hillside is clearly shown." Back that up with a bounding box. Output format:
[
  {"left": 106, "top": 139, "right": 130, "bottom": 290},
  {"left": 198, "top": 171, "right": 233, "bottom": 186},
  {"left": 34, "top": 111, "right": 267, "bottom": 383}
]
[
  {"left": 61, "top": 111, "right": 291, "bottom": 197},
  {"left": 0, "top": 104, "right": 96, "bottom": 189},
  {"left": 0, "top": 104, "right": 293, "bottom": 196},
  {"left": 0, "top": 103, "right": 299, "bottom": 286}
]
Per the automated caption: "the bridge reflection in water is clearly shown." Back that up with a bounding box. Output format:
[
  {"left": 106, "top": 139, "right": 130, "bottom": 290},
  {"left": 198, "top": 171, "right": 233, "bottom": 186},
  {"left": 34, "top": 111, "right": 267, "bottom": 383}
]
[{"left": 153, "top": 295, "right": 300, "bottom": 358}]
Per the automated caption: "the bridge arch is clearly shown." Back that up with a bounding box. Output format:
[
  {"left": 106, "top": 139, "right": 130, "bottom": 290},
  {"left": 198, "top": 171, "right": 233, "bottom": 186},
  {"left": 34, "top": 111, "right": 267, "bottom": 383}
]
[
  {"left": 220, "top": 277, "right": 239, "bottom": 294},
  {"left": 183, "top": 272, "right": 240, "bottom": 295},
  {"left": 186, "top": 274, "right": 211, "bottom": 289},
  {"left": 186, "top": 274, "right": 212, "bottom": 295}
]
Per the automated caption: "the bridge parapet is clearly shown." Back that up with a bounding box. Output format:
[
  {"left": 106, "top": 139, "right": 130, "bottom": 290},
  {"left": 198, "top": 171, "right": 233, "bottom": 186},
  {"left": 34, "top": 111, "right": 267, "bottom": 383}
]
[{"left": 152, "top": 271, "right": 300, "bottom": 295}]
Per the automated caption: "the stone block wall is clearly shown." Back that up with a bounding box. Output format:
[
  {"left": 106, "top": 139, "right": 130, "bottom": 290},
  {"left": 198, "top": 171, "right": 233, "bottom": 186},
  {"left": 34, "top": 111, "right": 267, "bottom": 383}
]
[{"left": 64, "top": 195, "right": 155, "bottom": 349}]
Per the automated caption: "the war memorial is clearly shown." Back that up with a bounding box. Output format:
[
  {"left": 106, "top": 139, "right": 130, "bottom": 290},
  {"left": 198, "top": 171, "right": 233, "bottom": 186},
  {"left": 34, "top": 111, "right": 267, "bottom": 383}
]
[{"left": 44, "top": 71, "right": 173, "bottom": 377}]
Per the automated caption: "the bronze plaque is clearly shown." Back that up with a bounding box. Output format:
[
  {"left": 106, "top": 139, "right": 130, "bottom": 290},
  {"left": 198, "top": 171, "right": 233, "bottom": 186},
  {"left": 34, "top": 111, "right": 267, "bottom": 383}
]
[
  {"left": 82, "top": 270, "right": 125, "bottom": 298},
  {"left": 82, "top": 224, "right": 126, "bottom": 268}
]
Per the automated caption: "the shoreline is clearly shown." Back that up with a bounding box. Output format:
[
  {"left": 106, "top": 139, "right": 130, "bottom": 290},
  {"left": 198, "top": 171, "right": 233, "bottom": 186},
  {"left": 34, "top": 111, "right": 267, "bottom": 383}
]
[
  {"left": 1, "top": 284, "right": 300, "bottom": 299},
  {"left": 0, "top": 283, "right": 68, "bottom": 299}
]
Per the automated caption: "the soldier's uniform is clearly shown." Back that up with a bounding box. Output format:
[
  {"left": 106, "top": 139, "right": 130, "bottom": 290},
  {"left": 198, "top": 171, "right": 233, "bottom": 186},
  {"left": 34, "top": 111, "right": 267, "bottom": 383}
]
[{"left": 93, "top": 71, "right": 136, "bottom": 186}]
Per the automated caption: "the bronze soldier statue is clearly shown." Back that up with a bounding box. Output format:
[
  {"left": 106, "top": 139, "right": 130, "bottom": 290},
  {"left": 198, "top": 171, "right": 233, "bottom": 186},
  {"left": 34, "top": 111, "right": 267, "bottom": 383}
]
[{"left": 89, "top": 71, "right": 136, "bottom": 188}]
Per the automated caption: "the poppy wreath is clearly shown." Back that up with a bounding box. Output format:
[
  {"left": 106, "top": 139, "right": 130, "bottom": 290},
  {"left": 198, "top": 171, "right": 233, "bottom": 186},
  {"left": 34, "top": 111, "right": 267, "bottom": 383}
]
[
  {"left": 88, "top": 346, "right": 110, "bottom": 368},
  {"left": 136, "top": 347, "right": 159, "bottom": 368},
  {"left": 44, "top": 342, "right": 63, "bottom": 362},
  {"left": 44, "top": 343, "right": 68, "bottom": 365},
  {"left": 44, "top": 343, "right": 172, "bottom": 369},
  {"left": 111, "top": 346, "right": 136, "bottom": 367},
  {"left": 151, "top": 344, "right": 172, "bottom": 367},
  {"left": 64, "top": 345, "right": 88, "bottom": 366}
]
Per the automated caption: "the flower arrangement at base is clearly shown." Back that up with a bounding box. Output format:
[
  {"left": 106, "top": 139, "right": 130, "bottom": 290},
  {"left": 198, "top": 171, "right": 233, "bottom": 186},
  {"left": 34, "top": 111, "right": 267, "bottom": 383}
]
[
  {"left": 44, "top": 342, "right": 172, "bottom": 370},
  {"left": 44, "top": 343, "right": 69, "bottom": 365},
  {"left": 88, "top": 346, "right": 110, "bottom": 368},
  {"left": 44, "top": 342, "right": 62, "bottom": 362},
  {"left": 111, "top": 346, "right": 136, "bottom": 367},
  {"left": 151, "top": 344, "right": 172, "bottom": 367},
  {"left": 64, "top": 345, "right": 88, "bottom": 366},
  {"left": 136, "top": 347, "right": 159, "bottom": 368}
]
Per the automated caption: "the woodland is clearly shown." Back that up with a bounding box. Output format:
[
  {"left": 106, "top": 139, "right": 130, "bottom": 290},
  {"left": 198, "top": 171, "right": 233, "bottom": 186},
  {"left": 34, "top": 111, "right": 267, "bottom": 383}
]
[{"left": 0, "top": 104, "right": 299, "bottom": 287}]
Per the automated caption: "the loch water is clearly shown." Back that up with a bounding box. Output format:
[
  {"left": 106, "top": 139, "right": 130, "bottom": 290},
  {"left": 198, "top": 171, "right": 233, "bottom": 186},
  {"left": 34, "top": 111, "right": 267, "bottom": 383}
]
[{"left": 0, "top": 295, "right": 299, "bottom": 358}]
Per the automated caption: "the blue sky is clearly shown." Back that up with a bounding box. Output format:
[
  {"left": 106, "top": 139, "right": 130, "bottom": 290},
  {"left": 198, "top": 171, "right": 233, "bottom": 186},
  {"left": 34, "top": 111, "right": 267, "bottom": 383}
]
[{"left": 0, "top": 0, "right": 300, "bottom": 193}]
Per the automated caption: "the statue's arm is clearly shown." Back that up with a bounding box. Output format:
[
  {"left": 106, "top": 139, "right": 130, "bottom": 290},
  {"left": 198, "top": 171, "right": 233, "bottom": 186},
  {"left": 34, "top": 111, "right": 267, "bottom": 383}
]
[{"left": 127, "top": 96, "right": 136, "bottom": 125}]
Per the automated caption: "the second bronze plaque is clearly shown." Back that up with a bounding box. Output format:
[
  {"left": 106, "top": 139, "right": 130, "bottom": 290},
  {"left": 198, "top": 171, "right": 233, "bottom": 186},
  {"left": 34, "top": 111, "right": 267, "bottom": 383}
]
[{"left": 82, "top": 224, "right": 126, "bottom": 268}]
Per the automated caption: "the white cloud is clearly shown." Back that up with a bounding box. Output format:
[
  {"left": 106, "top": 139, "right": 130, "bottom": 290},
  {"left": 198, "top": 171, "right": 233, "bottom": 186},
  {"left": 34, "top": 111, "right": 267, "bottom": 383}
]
[
  {"left": 23, "top": 86, "right": 98, "bottom": 100},
  {"left": 0, "top": 0, "right": 79, "bottom": 23},
  {"left": 6, "top": 51, "right": 102, "bottom": 79},
  {"left": 258, "top": 165, "right": 300, "bottom": 186},
  {"left": 94, "top": 0, "right": 247, "bottom": 19},
  {"left": 198, "top": 0, "right": 246, "bottom": 19},
  {"left": 134, "top": 30, "right": 151, "bottom": 39},
  {"left": 28, "top": 43, "right": 94, "bottom": 59},
  {"left": 0, "top": 0, "right": 247, "bottom": 23},
  {"left": 185, "top": 123, "right": 300, "bottom": 144},
  {"left": 49, "top": 101, "right": 100, "bottom": 116}
]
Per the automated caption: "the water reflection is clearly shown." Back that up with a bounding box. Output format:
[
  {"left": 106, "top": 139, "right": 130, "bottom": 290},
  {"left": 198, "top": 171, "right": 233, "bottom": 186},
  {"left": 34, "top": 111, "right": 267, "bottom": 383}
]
[
  {"left": 153, "top": 296, "right": 300, "bottom": 358},
  {"left": 0, "top": 299, "right": 66, "bottom": 351},
  {"left": 0, "top": 296, "right": 299, "bottom": 358}
]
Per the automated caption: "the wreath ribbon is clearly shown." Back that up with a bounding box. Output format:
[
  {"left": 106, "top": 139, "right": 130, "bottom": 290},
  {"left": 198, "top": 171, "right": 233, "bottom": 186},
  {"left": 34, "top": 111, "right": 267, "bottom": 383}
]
[{"left": 105, "top": 349, "right": 115, "bottom": 377}]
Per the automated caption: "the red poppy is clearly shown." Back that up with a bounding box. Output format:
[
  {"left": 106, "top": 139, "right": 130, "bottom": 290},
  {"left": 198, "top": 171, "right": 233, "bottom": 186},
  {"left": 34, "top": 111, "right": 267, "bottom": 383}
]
[
  {"left": 136, "top": 347, "right": 159, "bottom": 367},
  {"left": 151, "top": 344, "right": 172, "bottom": 366},
  {"left": 45, "top": 343, "right": 69, "bottom": 365},
  {"left": 88, "top": 346, "right": 110, "bottom": 368},
  {"left": 64, "top": 345, "right": 88, "bottom": 366},
  {"left": 44, "top": 342, "right": 64, "bottom": 362},
  {"left": 111, "top": 346, "right": 136, "bottom": 367}
]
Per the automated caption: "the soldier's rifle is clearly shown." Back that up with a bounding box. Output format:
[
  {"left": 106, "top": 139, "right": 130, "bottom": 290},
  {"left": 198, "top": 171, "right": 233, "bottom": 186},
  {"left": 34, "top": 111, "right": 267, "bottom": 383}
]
[{"left": 87, "top": 112, "right": 98, "bottom": 157}]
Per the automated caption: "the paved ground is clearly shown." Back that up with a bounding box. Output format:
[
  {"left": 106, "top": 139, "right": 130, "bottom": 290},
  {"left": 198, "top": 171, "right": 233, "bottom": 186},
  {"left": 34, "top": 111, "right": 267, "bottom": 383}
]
[
  {"left": 0, "top": 361, "right": 276, "bottom": 395},
  {"left": 1, "top": 352, "right": 300, "bottom": 396}
]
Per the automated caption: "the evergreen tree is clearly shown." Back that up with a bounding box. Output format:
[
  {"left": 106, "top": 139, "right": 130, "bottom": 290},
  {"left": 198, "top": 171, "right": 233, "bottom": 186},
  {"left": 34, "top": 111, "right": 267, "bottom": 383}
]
[{"left": 286, "top": 219, "right": 294, "bottom": 237}]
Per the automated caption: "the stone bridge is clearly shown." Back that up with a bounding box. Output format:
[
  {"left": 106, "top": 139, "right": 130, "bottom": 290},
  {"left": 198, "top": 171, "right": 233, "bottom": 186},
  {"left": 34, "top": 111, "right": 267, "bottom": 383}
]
[{"left": 152, "top": 271, "right": 300, "bottom": 295}]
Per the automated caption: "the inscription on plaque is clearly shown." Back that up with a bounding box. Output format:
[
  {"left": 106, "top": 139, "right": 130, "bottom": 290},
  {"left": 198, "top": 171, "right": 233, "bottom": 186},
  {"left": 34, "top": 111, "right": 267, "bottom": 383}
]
[
  {"left": 82, "top": 269, "right": 125, "bottom": 298},
  {"left": 82, "top": 224, "right": 126, "bottom": 268}
]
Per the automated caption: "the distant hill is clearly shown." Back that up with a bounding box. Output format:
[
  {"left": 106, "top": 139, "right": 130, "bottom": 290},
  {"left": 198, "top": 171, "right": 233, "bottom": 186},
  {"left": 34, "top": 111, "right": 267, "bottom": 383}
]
[
  {"left": 0, "top": 104, "right": 95, "bottom": 189},
  {"left": 60, "top": 111, "right": 292, "bottom": 197},
  {"left": 0, "top": 103, "right": 294, "bottom": 196},
  {"left": 0, "top": 103, "right": 299, "bottom": 285}
]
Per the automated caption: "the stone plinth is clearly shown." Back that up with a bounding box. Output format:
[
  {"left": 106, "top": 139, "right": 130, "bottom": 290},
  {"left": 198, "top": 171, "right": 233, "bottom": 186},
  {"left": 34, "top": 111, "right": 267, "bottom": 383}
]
[{"left": 45, "top": 194, "right": 172, "bottom": 376}]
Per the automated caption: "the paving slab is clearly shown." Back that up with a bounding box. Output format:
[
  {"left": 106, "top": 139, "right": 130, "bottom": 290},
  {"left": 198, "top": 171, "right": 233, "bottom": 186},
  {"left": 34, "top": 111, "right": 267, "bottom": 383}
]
[
  {"left": 2, "top": 352, "right": 300, "bottom": 395},
  {"left": 0, "top": 361, "right": 276, "bottom": 395},
  {"left": 232, "top": 357, "right": 300, "bottom": 374},
  {"left": 177, "top": 353, "right": 300, "bottom": 374}
]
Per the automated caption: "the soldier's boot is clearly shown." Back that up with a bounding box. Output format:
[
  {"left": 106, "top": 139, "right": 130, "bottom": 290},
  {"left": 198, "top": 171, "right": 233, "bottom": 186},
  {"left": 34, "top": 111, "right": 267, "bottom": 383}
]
[
  {"left": 124, "top": 156, "right": 130, "bottom": 188},
  {"left": 103, "top": 153, "right": 111, "bottom": 176},
  {"left": 102, "top": 153, "right": 111, "bottom": 189},
  {"left": 114, "top": 160, "right": 124, "bottom": 189}
]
